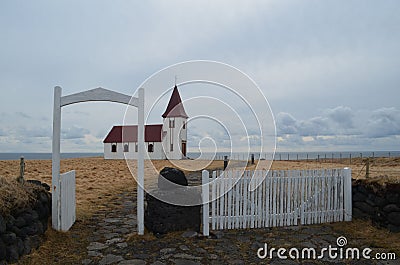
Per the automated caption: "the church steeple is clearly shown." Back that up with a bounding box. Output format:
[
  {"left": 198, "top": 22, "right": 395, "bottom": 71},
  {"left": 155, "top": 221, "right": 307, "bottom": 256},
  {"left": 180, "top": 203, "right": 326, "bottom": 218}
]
[{"left": 162, "top": 85, "right": 188, "bottom": 118}]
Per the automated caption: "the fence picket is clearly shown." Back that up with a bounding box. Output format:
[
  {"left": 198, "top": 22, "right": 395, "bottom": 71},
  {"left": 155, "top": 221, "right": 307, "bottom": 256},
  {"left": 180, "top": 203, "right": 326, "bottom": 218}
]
[{"left": 204, "top": 168, "right": 351, "bottom": 234}]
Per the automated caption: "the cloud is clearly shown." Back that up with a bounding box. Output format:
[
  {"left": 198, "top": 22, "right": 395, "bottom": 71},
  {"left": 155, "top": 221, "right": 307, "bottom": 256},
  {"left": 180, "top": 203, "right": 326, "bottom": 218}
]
[
  {"left": 364, "top": 107, "right": 400, "bottom": 138},
  {"left": 61, "top": 126, "right": 89, "bottom": 139},
  {"left": 276, "top": 112, "right": 297, "bottom": 135},
  {"left": 275, "top": 106, "right": 400, "bottom": 151},
  {"left": 15, "top": 111, "right": 32, "bottom": 119},
  {"left": 325, "top": 106, "right": 354, "bottom": 128}
]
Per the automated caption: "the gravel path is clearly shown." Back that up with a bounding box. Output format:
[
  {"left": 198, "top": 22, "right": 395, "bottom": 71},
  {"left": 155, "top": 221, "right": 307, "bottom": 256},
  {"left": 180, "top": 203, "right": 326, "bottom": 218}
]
[{"left": 81, "top": 191, "right": 397, "bottom": 265}]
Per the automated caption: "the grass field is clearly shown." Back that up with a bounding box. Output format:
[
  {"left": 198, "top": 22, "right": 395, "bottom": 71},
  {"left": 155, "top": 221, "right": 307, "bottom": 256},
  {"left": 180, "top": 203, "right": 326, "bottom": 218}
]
[{"left": 0, "top": 157, "right": 399, "bottom": 264}]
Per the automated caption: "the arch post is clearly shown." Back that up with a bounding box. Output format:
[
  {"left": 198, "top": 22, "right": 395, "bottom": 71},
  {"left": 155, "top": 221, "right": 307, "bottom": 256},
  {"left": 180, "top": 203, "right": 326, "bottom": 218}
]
[
  {"left": 52, "top": 86, "right": 62, "bottom": 230},
  {"left": 137, "top": 88, "right": 145, "bottom": 235}
]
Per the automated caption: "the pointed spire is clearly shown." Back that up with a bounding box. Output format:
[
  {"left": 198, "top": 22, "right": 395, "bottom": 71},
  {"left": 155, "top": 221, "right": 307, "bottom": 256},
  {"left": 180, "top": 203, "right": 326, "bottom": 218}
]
[{"left": 162, "top": 85, "right": 188, "bottom": 118}]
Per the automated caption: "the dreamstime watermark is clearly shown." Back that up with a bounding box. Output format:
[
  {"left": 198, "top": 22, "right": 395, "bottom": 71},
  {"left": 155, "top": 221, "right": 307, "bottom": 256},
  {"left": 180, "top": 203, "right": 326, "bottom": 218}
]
[
  {"left": 123, "top": 60, "right": 276, "bottom": 206},
  {"left": 257, "top": 236, "right": 397, "bottom": 261}
]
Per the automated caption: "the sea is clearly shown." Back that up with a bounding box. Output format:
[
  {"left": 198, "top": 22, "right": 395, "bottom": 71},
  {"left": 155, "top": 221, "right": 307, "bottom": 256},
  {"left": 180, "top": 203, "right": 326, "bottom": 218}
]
[
  {"left": 0, "top": 151, "right": 399, "bottom": 161},
  {"left": 188, "top": 151, "right": 400, "bottom": 161}
]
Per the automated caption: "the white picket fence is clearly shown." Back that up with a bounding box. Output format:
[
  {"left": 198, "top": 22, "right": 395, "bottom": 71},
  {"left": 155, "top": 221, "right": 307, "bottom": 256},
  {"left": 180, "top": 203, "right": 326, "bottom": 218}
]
[
  {"left": 201, "top": 168, "right": 352, "bottom": 236},
  {"left": 60, "top": 170, "right": 76, "bottom": 231}
]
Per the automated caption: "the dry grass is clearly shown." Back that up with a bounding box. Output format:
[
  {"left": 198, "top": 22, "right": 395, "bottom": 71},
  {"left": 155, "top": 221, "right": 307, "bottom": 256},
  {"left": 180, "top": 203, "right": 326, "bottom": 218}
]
[
  {"left": 0, "top": 157, "right": 398, "bottom": 263},
  {"left": 330, "top": 219, "right": 400, "bottom": 255},
  {"left": 0, "top": 177, "right": 45, "bottom": 216}
]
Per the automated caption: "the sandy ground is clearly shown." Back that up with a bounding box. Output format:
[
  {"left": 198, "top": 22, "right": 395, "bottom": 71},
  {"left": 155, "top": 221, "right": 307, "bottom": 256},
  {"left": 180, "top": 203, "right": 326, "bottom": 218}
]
[{"left": 1, "top": 157, "right": 398, "bottom": 219}]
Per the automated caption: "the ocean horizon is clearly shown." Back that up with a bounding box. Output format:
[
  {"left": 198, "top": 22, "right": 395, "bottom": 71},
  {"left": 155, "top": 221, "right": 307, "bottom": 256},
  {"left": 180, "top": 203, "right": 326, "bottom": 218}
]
[{"left": 0, "top": 151, "right": 399, "bottom": 161}]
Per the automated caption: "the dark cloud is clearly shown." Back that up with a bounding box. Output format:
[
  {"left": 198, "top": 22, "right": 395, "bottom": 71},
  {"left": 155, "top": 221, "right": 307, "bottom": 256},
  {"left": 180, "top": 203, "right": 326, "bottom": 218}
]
[
  {"left": 325, "top": 106, "right": 354, "bottom": 128},
  {"left": 276, "top": 112, "right": 297, "bottom": 135},
  {"left": 365, "top": 107, "right": 400, "bottom": 138}
]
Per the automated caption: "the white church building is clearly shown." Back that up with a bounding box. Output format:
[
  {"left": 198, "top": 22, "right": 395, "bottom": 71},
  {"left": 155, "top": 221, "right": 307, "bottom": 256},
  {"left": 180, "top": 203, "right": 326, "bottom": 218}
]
[{"left": 103, "top": 86, "right": 188, "bottom": 160}]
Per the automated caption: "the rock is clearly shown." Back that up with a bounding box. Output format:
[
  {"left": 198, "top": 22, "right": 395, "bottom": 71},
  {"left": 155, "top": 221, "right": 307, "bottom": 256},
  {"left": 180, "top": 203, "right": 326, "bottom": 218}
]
[
  {"left": 11, "top": 226, "right": 27, "bottom": 240},
  {"left": 16, "top": 238, "right": 24, "bottom": 256},
  {"left": 99, "top": 254, "right": 124, "bottom": 265},
  {"left": 118, "top": 259, "right": 146, "bottom": 265},
  {"left": 87, "top": 242, "right": 108, "bottom": 251},
  {"left": 372, "top": 195, "right": 387, "bottom": 207},
  {"left": 158, "top": 167, "right": 188, "bottom": 190},
  {"left": 387, "top": 212, "right": 400, "bottom": 226},
  {"left": 29, "top": 235, "right": 41, "bottom": 249},
  {"left": 23, "top": 238, "right": 32, "bottom": 255},
  {"left": 227, "top": 260, "right": 245, "bottom": 265},
  {"left": 160, "top": 248, "right": 176, "bottom": 255},
  {"left": 6, "top": 245, "right": 19, "bottom": 262},
  {"left": 352, "top": 192, "right": 366, "bottom": 202},
  {"left": 173, "top": 253, "right": 202, "bottom": 260},
  {"left": 105, "top": 237, "right": 123, "bottom": 245},
  {"left": 38, "top": 192, "right": 49, "bottom": 204},
  {"left": 387, "top": 224, "right": 400, "bottom": 233},
  {"left": 386, "top": 193, "right": 399, "bottom": 204},
  {"left": 104, "top": 233, "right": 119, "bottom": 239},
  {"left": 14, "top": 216, "right": 26, "bottom": 228},
  {"left": 383, "top": 204, "right": 400, "bottom": 212},
  {"left": 5, "top": 217, "right": 15, "bottom": 232},
  {"left": 0, "top": 239, "right": 6, "bottom": 261},
  {"left": 172, "top": 260, "right": 201, "bottom": 265},
  {"left": 0, "top": 216, "right": 6, "bottom": 233},
  {"left": 21, "top": 224, "right": 38, "bottom": 236},
  {"left": 179, "top": 245, "right": 190, "bottom": 251},
  {"left": 116, "top": 242, "right": 128, "bottom": 249},
  {"left": 88, "top": 251, "right": 102, "bottom": 257},
  {"left": 41, "top": 182, "right": 51, "bottom": 191},
  {"left": 182, "top": 231, "right": 198, "bottom": 238},
  {"left": 354, "top": 202, "right": 375, "bottom": 215},
  {"left": 150, "top": 262, "right": 166, "bottom": 265},
  {"left": 195, "top": 248, "right": 207, "bottom": 254},
  {"left": 19, "top": 209, "right": 39, "bottom": 224},
  {"left": 1, "top": 232, "right": 17, "bottom": 245},
  {"left": 82, "top": 259, "right": 92, "bottom": 265}
]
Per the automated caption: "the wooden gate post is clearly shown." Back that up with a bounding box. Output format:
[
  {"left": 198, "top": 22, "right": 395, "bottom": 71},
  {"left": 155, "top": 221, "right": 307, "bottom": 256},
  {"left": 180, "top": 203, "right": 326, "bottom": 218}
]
[
  {"left": 343, "top": 167, "right": 352, "bottom": 221},
  {"left": 52, "top": 86, "right": 62, "bottom": 230},
  {"left": 202, "top": 170, "right": 210, "bottom": 236}
]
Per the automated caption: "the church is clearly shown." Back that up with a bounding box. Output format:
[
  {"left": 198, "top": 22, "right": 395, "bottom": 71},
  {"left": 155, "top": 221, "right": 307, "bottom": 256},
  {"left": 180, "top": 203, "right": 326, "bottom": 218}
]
[{"left": 103, "top": 86, "right": 188, "bottom": 160}]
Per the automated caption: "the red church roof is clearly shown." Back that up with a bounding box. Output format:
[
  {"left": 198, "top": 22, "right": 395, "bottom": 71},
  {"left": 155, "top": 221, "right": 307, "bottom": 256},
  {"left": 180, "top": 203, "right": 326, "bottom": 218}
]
[
  {"left": 103, "top": 124, "right": 163, "bottom": 143},
  {"left": 162, "top": 85, "right": 188, "bottom": 118}
]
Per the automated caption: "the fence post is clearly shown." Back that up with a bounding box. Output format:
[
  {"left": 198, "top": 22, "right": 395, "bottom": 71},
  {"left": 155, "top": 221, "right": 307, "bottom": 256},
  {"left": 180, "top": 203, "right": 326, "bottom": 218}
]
[
  {"left": 343, "top": 168, "right": 352, "bottom": 221},
  {"left": 224, "top": 156, "right": 228, "bottom": 170},
  {"left": 202, "top": 170, "right": 210, "bottom": 236},
  {"left": 17, "top": 156, "right": 25, "bottom": 184}
]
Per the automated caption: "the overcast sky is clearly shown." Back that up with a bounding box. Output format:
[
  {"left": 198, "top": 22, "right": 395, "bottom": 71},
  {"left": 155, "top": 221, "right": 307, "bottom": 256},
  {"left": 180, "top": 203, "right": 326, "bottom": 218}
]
[{"left": 0, "top": 0, "right": 399, "bottom": 153}]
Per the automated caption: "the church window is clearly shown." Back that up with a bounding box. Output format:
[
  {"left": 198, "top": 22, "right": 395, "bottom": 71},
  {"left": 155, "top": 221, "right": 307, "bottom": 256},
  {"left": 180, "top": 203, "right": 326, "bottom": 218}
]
[
  {"left": 111, "top": 143, "right": 117, "bottom": 153},
  {"left": 148, "top": 143, "right": 154, "bottom": 153},
  {"left": 123, "top": 143, "right": 129, "bottom": 152}
]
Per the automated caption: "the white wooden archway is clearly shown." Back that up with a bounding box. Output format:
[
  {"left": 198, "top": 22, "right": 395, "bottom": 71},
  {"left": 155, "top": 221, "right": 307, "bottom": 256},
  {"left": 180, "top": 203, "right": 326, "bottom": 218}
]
[{"left": 52, "top": 86, "right": 145, "bottom": 235}]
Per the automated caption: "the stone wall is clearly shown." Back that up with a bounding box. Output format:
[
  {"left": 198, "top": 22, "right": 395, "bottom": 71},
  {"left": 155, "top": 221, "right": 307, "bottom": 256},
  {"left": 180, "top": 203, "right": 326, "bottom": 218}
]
[
  {"left": 145, "top": 167, "right": 201, "bottom": 234},
  {"left": 352, "top": 179, "right": 400, "bottom": 233},
  {"left": 0, "top": 180, "right": 51, "bottom": 263}
]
